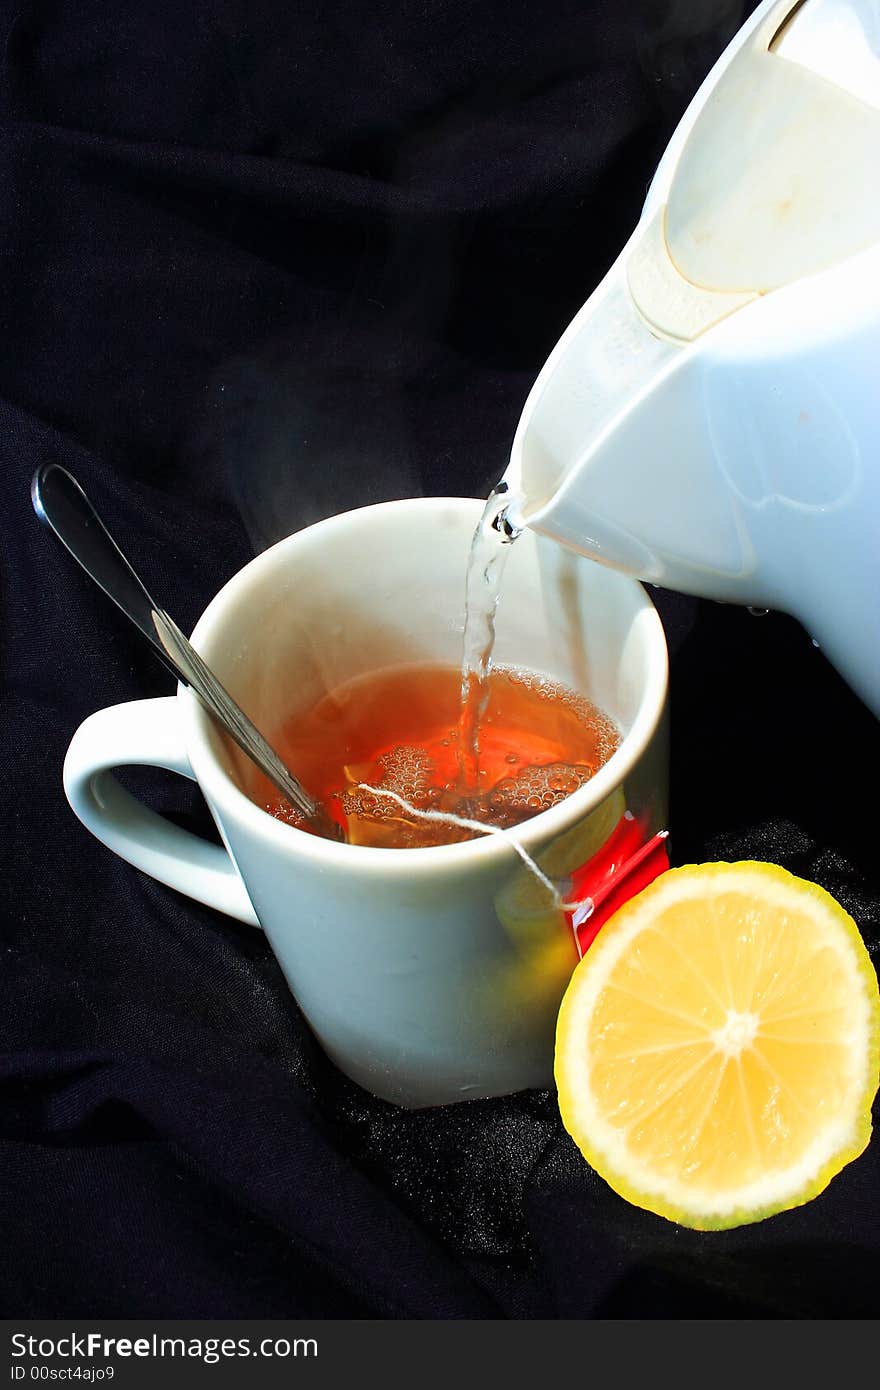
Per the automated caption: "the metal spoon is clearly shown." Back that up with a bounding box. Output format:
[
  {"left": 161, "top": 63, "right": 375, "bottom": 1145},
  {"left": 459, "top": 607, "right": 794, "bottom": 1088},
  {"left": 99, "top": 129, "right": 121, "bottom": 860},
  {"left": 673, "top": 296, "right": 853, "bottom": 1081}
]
[{"left": 32, "top": 463, "right": 341, "bottom": 842}]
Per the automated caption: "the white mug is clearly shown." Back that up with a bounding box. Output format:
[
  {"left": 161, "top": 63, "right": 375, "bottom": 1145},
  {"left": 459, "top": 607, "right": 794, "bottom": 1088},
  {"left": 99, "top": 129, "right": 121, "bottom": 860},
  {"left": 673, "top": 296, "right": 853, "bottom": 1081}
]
[{"left": 64, "top": 497, "right": 668, "bottom": 1107}]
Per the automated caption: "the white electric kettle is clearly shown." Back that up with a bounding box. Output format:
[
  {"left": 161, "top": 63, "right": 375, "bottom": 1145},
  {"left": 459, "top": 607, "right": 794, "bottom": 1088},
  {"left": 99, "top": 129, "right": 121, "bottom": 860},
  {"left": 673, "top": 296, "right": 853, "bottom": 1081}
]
[{"left": 503, "top": 0, "right": 880, "bottom": 715}]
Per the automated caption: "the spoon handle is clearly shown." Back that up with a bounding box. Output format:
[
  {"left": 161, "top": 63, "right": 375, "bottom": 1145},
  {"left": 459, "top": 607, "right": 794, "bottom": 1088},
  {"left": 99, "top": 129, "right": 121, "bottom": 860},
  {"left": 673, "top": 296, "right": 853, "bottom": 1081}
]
[
  {"left": 32, "top": 463, "right": 334, "bottom": 836},
  {"left": 32, "top": 462, "right": 175, "bottom": 671}
]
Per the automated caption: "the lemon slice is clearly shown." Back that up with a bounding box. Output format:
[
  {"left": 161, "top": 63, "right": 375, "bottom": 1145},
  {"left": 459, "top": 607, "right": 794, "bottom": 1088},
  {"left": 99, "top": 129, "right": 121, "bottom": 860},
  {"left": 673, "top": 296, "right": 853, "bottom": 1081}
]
[{"left": 555, "top": 861, "right": 880, "bottom": 1230}]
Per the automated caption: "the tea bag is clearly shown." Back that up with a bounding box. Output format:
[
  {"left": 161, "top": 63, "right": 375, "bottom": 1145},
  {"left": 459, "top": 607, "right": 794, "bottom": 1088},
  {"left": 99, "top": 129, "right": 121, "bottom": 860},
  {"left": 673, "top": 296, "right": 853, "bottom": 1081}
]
[{"left": 341, "top": 746, "right": 597, "bottom": 850}]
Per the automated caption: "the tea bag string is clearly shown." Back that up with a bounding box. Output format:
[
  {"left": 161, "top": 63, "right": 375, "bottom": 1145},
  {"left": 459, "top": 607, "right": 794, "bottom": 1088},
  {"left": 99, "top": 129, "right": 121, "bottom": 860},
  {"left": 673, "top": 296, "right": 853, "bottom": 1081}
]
[{"left": 357, "top": 784, "right": 594, "bottom": 918}]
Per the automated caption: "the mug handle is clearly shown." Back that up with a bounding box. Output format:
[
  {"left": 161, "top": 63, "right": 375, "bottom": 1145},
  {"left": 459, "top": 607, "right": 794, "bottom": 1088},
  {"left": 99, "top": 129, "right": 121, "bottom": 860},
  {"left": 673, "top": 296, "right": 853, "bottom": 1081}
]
[{"left": 63, "top": 696, "right": 260, "bottom": 927}]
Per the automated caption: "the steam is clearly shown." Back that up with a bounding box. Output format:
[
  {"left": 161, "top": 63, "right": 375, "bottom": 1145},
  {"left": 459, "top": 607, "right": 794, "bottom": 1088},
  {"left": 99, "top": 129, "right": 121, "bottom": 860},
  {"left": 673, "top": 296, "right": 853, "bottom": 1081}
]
[
  {"left": 188, "top": 3, "right": 760, "bottom": 553},
  {"left": 199, "top": 327, "right": 419, "bottom": 552},
  {"left": 194, "top": 318, "right": 512, "bottom": 554}
]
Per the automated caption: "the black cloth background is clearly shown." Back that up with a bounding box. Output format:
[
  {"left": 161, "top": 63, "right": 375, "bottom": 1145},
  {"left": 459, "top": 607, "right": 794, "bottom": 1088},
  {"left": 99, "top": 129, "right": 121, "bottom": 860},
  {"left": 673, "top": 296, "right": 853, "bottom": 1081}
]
[{"left": 2, "top": 0, "right": 879, "bottom": 1319}]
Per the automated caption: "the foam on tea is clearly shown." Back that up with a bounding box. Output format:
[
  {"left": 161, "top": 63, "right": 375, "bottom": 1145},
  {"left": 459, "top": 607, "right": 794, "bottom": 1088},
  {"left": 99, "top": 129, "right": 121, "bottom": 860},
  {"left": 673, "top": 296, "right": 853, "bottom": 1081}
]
[{"left": 266, "top": 663, "right": 619, "bottom": 848}]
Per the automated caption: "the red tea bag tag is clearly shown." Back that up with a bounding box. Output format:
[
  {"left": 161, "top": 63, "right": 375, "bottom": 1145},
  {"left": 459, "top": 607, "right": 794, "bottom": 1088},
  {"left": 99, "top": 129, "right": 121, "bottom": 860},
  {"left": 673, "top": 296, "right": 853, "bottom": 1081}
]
[{"left": 566, "top": 814, "right": 670, "bottom": 957}]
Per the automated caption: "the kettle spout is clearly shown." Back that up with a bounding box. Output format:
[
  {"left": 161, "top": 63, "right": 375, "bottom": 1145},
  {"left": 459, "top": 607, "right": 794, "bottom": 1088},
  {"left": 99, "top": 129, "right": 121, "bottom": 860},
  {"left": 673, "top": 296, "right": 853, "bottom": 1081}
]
[{"left": 504, "top": 257, "right": 764, "bottom": 605}]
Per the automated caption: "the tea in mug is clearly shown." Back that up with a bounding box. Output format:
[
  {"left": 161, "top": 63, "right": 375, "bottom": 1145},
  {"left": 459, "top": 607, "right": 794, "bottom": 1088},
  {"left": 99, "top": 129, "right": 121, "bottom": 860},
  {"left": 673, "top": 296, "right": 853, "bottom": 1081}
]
[{"left": 266, "top": 663, "right": 619, "bottom": 848}]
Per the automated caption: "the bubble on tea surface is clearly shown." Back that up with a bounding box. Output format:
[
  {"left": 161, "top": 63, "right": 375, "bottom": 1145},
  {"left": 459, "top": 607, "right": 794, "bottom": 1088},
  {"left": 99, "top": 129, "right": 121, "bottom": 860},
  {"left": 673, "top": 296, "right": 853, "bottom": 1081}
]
[
  {"left": 500, "top": 670, "right": 620, "bottom": 769},
  {"left": 482, "top": 762, "right": 597, "bottom": 830},
  {"left": 342, "top": 745, "right": 475, "bottom": 848}
]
